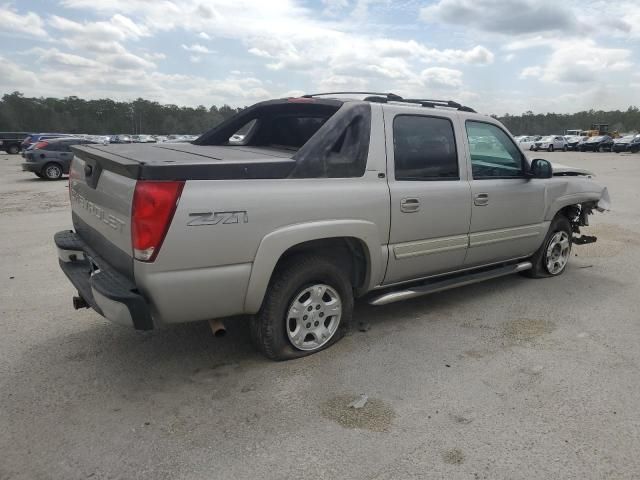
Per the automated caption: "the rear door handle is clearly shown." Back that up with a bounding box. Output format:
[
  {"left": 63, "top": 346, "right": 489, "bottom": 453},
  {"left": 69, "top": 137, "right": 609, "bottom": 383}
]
[
  {"left": 474, "top": 193, "right": 489, "bottom": 206},
  {"left": 400, "top": 198, "right": 420, "bottom": 212}
]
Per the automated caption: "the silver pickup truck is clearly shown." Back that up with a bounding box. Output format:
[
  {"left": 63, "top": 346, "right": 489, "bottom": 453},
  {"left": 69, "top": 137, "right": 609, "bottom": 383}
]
[{"left": 55, "top": 93, "right": 610, "bottom": 360}]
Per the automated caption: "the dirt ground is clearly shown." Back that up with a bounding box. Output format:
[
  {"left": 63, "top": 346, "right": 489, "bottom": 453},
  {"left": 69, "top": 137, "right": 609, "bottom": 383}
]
[{"left": 1, "top": 150, "right": 639, "bottom": 479}]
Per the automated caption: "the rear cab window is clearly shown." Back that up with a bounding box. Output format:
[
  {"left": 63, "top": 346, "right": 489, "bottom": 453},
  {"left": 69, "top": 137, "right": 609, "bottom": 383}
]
[
  {"left": 393, "top": 115, "right": 459, "bottom": 180},
  {"left": 196, "top": 99, "right": 371, "bottom": 178}
]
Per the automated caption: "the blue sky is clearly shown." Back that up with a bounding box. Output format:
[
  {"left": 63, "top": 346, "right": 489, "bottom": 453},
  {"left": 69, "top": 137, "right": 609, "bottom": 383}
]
[{"left": 1, "top": 0, "right": 638, "bottom": 114}]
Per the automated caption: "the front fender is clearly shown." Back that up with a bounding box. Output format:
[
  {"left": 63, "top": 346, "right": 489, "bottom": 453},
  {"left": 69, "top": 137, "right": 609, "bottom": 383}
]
[
  {"left": 243, "top": 219, "right": 385, "bottom": 313},
  {"left": 544, "top": 178, "right": 609, "bottom": 221}
]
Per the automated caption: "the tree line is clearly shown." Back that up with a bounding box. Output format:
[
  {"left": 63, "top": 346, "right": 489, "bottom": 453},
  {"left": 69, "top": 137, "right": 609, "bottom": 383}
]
[
  {"left": 0, "top": 92, "right": 244, "bottom": 135},
  {"left": 1, "top": 91, "right": 639, "bottom": 136},
  {"left": 496, "top": 107, "right": 640, "bottom": 136}
]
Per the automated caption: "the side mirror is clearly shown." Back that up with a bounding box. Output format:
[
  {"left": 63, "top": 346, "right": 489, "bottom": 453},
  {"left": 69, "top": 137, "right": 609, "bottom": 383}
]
[{"left": 529, "top": 158, "right": 553, "bottom": 179}]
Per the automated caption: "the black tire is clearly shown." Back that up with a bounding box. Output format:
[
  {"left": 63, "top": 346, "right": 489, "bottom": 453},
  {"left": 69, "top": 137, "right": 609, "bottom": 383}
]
[
  {"left": 522, "top": 215, "right": 572, "bottom": 278},
  {"left": 250, "top": 255, "right": 353, "bottom": 360},
  {"left": 42, "top": 162, "right": 63, "bottom": 180},
  {"left": 7, "top": 144, "right": 20, "bottom": 155},
  {"left": 548, "top": 145, "right": 554, "bottom": 152},
  {"left": 563, "top": 145, "right": 567, "bottom": 152}
]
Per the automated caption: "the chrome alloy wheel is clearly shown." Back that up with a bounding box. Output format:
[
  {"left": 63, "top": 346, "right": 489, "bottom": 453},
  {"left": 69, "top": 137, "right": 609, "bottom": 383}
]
[
  {"left": 545, "top": 231, "right": 571, "bottom": 275},
  {"left": 285, "top": 284, "right": 342, "bottom": 351},
  {"left": 45, "top": 164, "right": 62, "bottom": 179}
]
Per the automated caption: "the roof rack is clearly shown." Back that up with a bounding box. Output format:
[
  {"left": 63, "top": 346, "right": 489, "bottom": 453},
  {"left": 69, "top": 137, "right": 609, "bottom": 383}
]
[{"left": 302, "top": 91, "right": 475, "bottom": 113}]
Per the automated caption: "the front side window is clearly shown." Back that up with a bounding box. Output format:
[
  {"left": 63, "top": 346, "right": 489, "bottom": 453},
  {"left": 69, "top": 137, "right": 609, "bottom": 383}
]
[
  {"left": 393, "top": 115, "right": 458, "bottom": 180},
  {"left": 466, "top": 121, "right": 524, "bottom": 179}
]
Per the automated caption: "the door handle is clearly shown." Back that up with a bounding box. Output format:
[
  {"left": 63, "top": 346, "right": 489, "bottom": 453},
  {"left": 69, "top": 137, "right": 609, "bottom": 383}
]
[
  {"left": 400, "top": 198, "right": 420, "bottom": 213},
  {"left": 474, "top": 193, "right": 489, "bottom": 206}
]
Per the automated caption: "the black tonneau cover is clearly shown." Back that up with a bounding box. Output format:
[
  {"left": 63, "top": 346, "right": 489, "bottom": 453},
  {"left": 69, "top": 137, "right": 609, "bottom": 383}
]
[{"left": 71, "top": 143, "right": 296, "bottom": 181}]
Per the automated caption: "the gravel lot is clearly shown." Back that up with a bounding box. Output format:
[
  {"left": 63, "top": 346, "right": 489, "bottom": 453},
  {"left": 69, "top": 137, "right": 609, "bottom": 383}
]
[{"left": 1, "top": 150, "right": 639, "bottom": 480}]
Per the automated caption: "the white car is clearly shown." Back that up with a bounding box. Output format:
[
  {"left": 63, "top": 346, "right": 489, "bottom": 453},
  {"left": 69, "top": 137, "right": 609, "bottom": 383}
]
[
  {"left": 515, "top": 135, "right": 538, "bottom": 151},
  {"left": 532, "top": 135, "right": 568, "bottom": 152}
]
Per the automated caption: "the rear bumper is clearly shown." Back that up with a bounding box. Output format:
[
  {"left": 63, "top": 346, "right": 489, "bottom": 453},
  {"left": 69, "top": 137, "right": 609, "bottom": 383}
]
[
  {"left": 54, "top": 230, "right": 153, "bottom": 330},
  {"left": 21, "top": 162, "right": 40, "bottom": 172}
]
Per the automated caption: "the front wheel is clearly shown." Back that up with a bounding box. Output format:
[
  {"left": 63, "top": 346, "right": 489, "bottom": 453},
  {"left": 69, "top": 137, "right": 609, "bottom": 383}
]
[
  {"left": 250, "top": 255, "right": 353, "bottom": 360},
  {"left": 7, "top": 145, "right": 20, "bottom": 155},
  {"left": 43, "top": 162, "right": 63, "bottom": 180},
  {"left": 548, "top": 145, "right": 554, "bottom": 152},
  {"left": 522, "top": 215, "right": 572, "bottom": 278}
]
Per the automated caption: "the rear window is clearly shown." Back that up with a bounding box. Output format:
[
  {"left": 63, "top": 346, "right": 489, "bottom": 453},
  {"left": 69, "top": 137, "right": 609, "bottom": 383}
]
[
  {"left": 259, "top": 116, "right": 328, "bottom": 150},
  {"left": 197, "top": 101, "right": 341, "bottom": 152}
]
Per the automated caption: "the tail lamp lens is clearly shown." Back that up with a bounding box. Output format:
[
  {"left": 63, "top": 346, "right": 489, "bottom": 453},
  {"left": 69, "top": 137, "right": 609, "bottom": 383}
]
[{"left": 131, "top": 180, "right": 184, "bottom": 262}]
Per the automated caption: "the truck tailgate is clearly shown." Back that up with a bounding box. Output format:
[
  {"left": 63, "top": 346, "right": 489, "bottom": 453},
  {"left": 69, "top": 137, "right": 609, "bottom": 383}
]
[
  {"left": 69, "top": 143, "right": 296, "bottom": 279},
  {"left": 69, "top": 153, "right": 136, "bottom": 279}
]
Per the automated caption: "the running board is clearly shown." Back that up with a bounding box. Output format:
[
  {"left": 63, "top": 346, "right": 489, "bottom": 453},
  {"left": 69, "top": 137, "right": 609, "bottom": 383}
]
[{"left": 368, "top": 261, "right": 532, "bottom": 306}]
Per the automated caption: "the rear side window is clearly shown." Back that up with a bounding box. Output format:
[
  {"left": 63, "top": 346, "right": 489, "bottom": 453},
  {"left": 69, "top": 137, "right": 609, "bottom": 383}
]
[{"left": 393, "top": 115, "right": 459, "bottom": 180}]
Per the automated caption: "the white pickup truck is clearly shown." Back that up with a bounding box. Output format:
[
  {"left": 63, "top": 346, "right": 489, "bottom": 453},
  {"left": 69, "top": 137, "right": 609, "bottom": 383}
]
[{"left": 55, "top": 93, "right": 609, "bottom": 360}]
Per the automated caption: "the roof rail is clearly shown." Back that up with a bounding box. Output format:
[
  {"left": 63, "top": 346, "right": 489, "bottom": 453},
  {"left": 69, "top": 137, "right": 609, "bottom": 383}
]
[
  {"left": 302, "top": 91, "right": 404, "bottom": 101},
  {"left": 301, "top": 92, "right": 475, "bottom": 113}
]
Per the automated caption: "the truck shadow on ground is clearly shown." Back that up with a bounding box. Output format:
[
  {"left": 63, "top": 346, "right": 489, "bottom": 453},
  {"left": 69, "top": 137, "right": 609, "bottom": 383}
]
[
  {"left": 6, "top": 265, "right": 624, "bottom": 394},
  {"left": 1, "top": 266, "right": 624, "bottom": 469}
]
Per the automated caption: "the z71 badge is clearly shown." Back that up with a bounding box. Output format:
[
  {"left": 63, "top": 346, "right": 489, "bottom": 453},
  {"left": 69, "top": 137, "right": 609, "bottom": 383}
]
[{"left": 187, "top": 210, "right": 248, "bottom": 226}]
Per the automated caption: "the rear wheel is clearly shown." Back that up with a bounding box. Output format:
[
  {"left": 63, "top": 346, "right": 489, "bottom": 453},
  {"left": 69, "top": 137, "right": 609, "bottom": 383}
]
[
  {"left": 43, "top": 163, "right": 63, "bottom": 180},
  {"left": 250, "top": 255, "right": 353, "bottom": 360},
  {"left": 7, "top": 145, "right": 20, "bottom": 155},
  {"left": 523, "top": 215, "right": 572, "bottom": 278}
]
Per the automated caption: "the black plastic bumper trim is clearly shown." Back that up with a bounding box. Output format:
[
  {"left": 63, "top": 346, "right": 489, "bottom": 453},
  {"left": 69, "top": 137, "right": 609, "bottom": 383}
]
[{"left": 55, "top": 230, "right": 154, "bottom": 330}]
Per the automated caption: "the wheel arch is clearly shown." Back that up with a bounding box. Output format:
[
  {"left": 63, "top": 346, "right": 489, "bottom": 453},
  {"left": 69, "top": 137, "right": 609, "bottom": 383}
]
[{"left": 244, "top": 220, "right": 385, "bottom": 313}]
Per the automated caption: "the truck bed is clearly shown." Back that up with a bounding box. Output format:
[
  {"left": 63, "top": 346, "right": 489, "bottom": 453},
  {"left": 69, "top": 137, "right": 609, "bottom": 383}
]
[{"left": 72, "top": 143, "right": 296, "bottom": 180}]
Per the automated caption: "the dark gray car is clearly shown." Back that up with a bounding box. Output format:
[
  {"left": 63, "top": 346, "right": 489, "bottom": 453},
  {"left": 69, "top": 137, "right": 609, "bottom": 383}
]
[{"left": 21, "top": 137, "right": 97, "bottom": 180}]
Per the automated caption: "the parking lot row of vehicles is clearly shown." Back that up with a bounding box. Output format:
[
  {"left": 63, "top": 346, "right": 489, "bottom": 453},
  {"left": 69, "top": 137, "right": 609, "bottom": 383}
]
[
  {"left": 515, "top": 134, "right": 640, "bottom": 153},
  {"left": 0, "top": 132, "right": 201, "bottom": 154}
]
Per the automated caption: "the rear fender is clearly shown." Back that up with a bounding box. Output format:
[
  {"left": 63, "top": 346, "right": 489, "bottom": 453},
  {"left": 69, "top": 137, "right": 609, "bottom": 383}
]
[{"left": 244, "top": 220, "right": 385, "bottom": 313}]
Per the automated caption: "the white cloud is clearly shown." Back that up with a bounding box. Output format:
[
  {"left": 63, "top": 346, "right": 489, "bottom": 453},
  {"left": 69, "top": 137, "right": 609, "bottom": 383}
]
[
  {"left": 181, "top": 43, "right": 214, "bottom": 54},
  {"left": 521, "top": 42, "right": 632, "bottom": 83},
  {"left": 0, "top": 6, "right": 48, "bottom": 38},
  {"left": 0, "top": 56, "right": 39, "bottom": 87},
  {"left": 420, "top": 67, "right": 463, "bottom": 88},
  {"left": 49, "top": 14, "right": 149, "bottom": 42},
  {"left": 420, "top": 0, "right": 578, "bottom": 35},
  {"left": 198, "top": 31, "right": 211, "bottom": 40}
]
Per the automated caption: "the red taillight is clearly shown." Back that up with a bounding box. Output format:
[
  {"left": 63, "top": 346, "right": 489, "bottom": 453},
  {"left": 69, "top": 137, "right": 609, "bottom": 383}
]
[
  {"left": 34, "top": 141, "right": 49, "bottom": 149},
  {"left": 131, "top": 180, "right": 184, "bottom": 262}
]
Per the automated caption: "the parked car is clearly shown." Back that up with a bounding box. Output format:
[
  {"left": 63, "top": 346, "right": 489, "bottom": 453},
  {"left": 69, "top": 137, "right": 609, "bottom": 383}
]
[
  {"left": 111, "top": 134, "right": 133, "bottom": 144},
  {"left": 56, "top": 93, "right": 609, "bottom": 360},
  {"left": 579, "top": 135, "right": 614, "bottom": 152},
  {"left": 131, "top": 134, "right": 156, "bottom": 143},
  {"left": 565, "top": 135, "right": 588, "bottom": 151},
  {"left": 612, "top": 134, "right": 640, "bottom": 153},
  {"left": 21, "top": 133, "right": 72, "bottom": 152},
  {"left": 515, "top": 135, "right": 538, "bottom": 151},
  {"left": 21, "top": 137, "right": 97, "bottom": 180},
  {"left": 0, "top": 132, "right": 30, "bottom": 154},
  {"left": 532, "top": 135, "right": 568, "bottom": 152}
]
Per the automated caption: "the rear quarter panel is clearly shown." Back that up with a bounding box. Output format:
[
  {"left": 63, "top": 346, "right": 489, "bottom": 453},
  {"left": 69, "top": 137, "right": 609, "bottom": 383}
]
[{"left": 136, "top": 104, "right": 391, "bottom": 324}]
